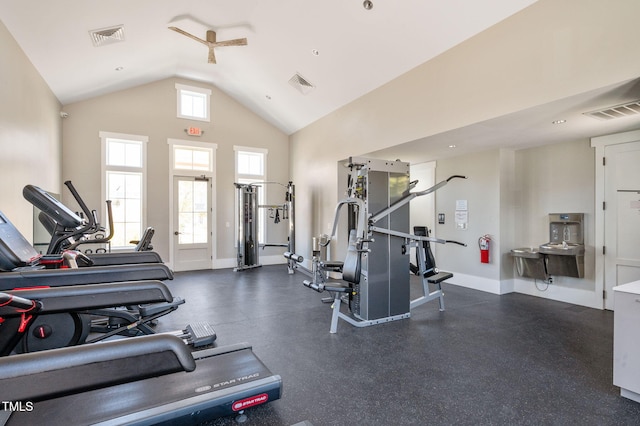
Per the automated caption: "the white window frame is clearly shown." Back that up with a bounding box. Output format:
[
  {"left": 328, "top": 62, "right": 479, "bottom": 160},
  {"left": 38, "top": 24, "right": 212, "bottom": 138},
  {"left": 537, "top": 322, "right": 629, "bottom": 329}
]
[
  {"left": 175, "top": 83, "right": 211, "bottom": 122},
  {"left": 234, "top": 146, "right": 268, "bottom": 244},
  {"left": 168, "top": 139, "right": 217, "bottom": 268},
  {"left": 100, "top": 131, "right": 148, "bottom": 251}
]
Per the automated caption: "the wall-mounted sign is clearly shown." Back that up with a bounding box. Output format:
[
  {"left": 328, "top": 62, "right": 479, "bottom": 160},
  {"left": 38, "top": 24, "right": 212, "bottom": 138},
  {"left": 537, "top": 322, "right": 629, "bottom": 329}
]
[{"left": 186, "top": 127, "right": 202, "bottom": 136}]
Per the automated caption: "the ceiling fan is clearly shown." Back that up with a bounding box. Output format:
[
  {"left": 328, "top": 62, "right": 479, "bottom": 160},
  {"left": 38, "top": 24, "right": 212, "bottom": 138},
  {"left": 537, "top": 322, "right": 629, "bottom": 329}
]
[{"left": 168, "top": 26, "right": 247, "bottom": 64}]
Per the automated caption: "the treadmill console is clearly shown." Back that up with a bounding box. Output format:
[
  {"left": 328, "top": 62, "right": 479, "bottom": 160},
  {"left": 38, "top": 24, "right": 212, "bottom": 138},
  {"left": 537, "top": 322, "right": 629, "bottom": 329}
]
[
  {"left": 23, "top": 185, "right": 82, "bottom": 229},
  {"left": 0, "top": 211, "right": 41, "bottom": 271}
]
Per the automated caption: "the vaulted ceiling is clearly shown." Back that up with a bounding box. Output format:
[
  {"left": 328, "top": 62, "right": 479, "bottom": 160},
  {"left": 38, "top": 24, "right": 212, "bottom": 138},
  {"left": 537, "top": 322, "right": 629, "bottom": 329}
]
[{"left": 0, "top": 0, "right": 539, "bottom": 135}]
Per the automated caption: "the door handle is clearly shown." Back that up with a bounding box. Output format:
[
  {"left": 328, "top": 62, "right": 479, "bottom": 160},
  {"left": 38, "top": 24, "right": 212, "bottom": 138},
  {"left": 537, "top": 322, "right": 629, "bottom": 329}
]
[{"left": 174, "top": 231, "right": 181, "bottom": 235}]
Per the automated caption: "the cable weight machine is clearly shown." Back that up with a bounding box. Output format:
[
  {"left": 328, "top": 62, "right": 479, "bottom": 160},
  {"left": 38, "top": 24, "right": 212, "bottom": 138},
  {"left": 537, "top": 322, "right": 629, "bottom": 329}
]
[
  {"left": 234, "top": 181, "right": 296, "bottom": 273},
  {"left": 290, "top": 157, "right": 466, "bottom": 333}
]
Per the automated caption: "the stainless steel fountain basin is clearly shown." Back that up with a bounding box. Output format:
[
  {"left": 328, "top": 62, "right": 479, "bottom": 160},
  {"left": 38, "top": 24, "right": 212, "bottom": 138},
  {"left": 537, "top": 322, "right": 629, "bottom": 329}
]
[
  {"left": 538, "top": 242, "right": 585, "bottom": 256},
  {"left": 511, "top": 248, "right": 548, "bottom": 280}
]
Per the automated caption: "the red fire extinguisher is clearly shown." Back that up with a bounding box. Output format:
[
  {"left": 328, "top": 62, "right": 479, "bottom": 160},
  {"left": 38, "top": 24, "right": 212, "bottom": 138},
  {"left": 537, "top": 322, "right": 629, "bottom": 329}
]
[{"left": 478, "top": 235, "right": 491, "bottom": 264}]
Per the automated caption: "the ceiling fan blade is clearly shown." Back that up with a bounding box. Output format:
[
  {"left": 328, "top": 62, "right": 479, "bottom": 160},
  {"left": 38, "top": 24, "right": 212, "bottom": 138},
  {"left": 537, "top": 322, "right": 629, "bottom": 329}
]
[
  {"left": 213, "top": 38, "right": 248, "bottom": 47},
  {"left": 208, "top": 46, "right": 217, "bottom": 64},
  {"left": 168, "top": 26, "right": 208, "bottom": 46}
]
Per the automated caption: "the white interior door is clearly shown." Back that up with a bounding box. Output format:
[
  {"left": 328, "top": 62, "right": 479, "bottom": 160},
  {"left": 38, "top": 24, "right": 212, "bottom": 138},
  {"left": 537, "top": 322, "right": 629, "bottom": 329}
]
[
  {"left": 172, "top": 176, "right": 212, "bottom": 271},
  {"left": 604, "top": 141, "right": 640, "bottom": 309}
]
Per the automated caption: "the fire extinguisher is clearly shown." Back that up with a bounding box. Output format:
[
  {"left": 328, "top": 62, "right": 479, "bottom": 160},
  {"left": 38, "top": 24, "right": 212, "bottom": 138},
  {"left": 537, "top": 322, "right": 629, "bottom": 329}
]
[{"left": 478, "top": 234, "right": 491, "bottom": 264}]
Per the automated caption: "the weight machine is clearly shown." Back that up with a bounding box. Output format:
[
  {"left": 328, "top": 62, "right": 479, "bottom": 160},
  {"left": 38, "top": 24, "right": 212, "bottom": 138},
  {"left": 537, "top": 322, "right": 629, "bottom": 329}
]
[
  {"left": 234, "top": 181, "right": 296, "bottom": 273},
  {"left": 291, "top": 157, "right": 466, "bottom": 333}
]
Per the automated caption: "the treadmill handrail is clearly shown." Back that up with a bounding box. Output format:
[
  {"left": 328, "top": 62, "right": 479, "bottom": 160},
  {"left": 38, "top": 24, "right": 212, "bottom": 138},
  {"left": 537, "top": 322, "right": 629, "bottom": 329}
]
[
  {"left": 5, "top": 280, "right": 174, "bottom": 312},
  {"left": 0, "top": 334, "right": 196, "bottom": 381},
  {"left": 0, "top": 263, "right": 174, "bottom": 291}
]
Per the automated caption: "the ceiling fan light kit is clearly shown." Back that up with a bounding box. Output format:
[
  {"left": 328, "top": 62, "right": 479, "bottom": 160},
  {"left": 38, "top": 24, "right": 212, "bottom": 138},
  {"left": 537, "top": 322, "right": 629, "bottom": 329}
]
[{"left": 168, "top": 26, "right": 247, "bottom": 64}]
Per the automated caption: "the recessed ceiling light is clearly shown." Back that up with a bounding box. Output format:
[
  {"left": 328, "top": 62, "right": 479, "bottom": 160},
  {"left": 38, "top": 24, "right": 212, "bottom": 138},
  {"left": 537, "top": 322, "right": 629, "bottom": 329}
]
[
  {"left": 115, "top": 66, "right": 124, "bottom": 71},
  {"left": 363, "top": 0, "right": 373, "bottom": 10},
  {"left": 552, "top": 119, "right": 566, "bottom": 124},
  {"left": 448, "top": 144, "right": 456, "bottom": 148},
  {"left": 312, "top": 49, "right": 319, "bottom": 56}
]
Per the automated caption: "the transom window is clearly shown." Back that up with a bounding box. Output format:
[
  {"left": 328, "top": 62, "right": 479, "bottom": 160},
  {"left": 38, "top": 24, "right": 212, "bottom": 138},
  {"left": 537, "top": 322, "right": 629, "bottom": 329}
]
[
  {"left": 100, "top": 132, "right": 148, "bottom": 250},
  {"left": 176, "top": 83, "right": 211, "bottom": 122},
  {"left": 174, "top": 147, "right": 212, "bottom": 171}
]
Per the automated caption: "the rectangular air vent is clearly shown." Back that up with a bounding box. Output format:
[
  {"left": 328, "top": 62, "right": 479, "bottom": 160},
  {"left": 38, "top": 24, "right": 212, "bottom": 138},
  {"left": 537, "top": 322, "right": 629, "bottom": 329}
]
[
  {"left": 288, "top": 73, "right": 315, "bottom": 95},
  {"left": 89, "top": 25, "right": 125, "bottom": 47},
  {"left": 583, "top": 100, "right": 640, "bottom": 121}
]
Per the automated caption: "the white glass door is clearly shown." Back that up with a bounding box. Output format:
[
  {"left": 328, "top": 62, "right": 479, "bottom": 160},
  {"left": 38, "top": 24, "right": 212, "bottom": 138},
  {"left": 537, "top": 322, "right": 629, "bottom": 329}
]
[{"left": 172, "top": 176, "right": 212, "bottom": 271}]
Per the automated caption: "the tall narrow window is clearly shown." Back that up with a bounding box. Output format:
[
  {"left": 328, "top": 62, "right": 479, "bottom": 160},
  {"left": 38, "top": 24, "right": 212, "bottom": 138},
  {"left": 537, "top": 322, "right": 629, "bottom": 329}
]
[
  {"left": 234, "top": 146, "right": 268, "bottom": 243},
  {"left": 176, "top": 83, "right": 211, "bottom": 122},
  {"left": 101, "top": 132, "right": 148, "bottom": 249}
]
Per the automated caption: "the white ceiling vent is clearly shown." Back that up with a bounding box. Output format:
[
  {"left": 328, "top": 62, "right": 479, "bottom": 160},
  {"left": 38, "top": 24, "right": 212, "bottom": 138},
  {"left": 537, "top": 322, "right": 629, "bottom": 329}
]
[
  {"left": 288, "top": 73, "right": 315, "bottom": 95},
  {"left": 89, "top": 25, "right": 125, "bottom": 47},
  {"left": 583, "top": 100, "right": 640, "bottom": 121}
]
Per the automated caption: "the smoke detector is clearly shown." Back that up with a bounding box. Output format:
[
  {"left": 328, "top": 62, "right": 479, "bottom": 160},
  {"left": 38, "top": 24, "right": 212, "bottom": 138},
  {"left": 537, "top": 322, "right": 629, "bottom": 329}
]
[
  {"left": 288, "top": 73, "right": 315, "bottom": 95},
  {"left": 89, "top": 25, "right": 125, "bottom": 47},
  {"left": 583, "top": 100, "right": 640, "bottom": 121}
]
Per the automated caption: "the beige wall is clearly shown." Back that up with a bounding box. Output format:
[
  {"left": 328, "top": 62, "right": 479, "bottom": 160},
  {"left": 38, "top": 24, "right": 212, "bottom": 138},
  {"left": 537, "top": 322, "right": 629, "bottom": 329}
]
[
  {"left": 514, "top": 139, "right": 595, "bottom": 293},
  {"left": 0, "top": 19, "right": 62, "bottom": 241},
  {"left": 62, "top": 77, "right": 289, "bottom": 263},
  {"left": 289, "top": 0, "right": 636, "bottom": 306},
  {"left": 434, "top": 150, "right": 502, "bottom": 290}
]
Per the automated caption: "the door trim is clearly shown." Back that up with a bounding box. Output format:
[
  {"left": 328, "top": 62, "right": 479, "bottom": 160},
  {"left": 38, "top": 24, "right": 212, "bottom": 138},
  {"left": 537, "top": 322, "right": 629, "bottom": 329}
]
[
  {"left": 591, "top": 128, "right": 640, "bottom": 309},
  {"left": 167, "top": 139, "right": 217, "bottom": 271}
]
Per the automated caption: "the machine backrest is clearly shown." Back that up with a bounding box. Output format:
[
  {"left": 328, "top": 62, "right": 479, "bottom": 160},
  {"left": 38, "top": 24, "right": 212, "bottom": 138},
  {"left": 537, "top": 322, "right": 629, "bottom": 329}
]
[
  {"left": 341, "top": 229, "right": 362, "bottom": 284},
  {"left": 0, "top": 211, "right": 41, "bottom": 271},
  {"left": 414, "top": 226, "right": 437, "bottom": 278}
]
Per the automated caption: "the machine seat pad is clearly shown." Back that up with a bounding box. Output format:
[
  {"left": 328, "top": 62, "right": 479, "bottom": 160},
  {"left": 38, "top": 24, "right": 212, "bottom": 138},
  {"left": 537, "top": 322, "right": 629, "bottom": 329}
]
[
  {"left": 427, "top": 272, "right": 453, "bottom": 284},
  {"left": 323, "top": 283, "right": 352, "bottom": 293}
]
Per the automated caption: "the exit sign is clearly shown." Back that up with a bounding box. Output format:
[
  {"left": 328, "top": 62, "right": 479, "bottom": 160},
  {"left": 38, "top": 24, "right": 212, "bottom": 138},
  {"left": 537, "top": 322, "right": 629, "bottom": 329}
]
[{"left": 187, "top": 127, "right": 202, "bottom": 136}]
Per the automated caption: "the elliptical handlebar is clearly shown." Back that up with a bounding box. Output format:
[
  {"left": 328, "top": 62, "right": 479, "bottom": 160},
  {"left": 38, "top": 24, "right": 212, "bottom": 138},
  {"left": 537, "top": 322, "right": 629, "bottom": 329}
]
[{"left": 64, "top": 181, "right": 95, "bottom": 227}]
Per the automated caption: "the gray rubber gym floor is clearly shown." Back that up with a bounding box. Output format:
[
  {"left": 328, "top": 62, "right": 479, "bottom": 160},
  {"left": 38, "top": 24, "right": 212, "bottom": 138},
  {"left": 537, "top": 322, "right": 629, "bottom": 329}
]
[{"left": 155, "top": 265, "right": 640, "bottom": 425}]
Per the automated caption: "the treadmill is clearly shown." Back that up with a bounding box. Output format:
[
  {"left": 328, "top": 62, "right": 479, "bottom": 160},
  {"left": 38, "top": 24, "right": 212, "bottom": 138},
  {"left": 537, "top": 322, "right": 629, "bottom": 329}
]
[
  {"left": 0, "top": 333, "right": 282, "bottom": 425},
  {"left": 0, "top": 210, "right": 173, "bottom": 290}
]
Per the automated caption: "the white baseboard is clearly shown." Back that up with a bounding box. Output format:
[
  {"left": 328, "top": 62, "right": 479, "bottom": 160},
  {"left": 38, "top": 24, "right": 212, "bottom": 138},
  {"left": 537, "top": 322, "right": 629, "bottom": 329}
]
[
  {"left": 445, "top": 272, "right": 506, "bottom": 295},
  {"left": 447, "top": 274, "right": 602, "bottom": 308},
  {"left": 512, "top": 277, "right": 602, "bottom": 309}
]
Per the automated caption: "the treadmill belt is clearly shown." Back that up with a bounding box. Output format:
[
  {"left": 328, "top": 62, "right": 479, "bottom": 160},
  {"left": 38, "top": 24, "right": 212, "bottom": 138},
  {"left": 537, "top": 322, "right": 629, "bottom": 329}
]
[{"left": 6, "top": 345, "right": 282, "bottom": 425}]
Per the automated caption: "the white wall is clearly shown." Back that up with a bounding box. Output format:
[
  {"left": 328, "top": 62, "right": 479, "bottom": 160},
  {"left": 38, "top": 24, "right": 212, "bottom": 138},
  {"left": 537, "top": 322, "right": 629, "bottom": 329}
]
[
  {"left": 0, "top": 19, "right": 62, "bottom": 241},
  {"left": 62, "top": 77, "right": 289, "bottom": 264}
]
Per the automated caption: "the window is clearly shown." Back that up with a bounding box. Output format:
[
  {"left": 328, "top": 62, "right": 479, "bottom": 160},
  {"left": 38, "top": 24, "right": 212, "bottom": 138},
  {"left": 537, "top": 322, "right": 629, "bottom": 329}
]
[
  {"left": 100, "top": 132, "right": 148, "bottom": 249},
  {"left": 174, "top": 146, "right": 212, "bottom": 171},
  {"left": 176, "top": 83, "right": 211, "bottom": 122},
  {"left": 234, "top": 146, "right": 268, "bottom": 243}
]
